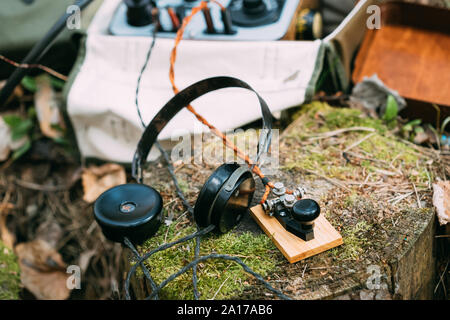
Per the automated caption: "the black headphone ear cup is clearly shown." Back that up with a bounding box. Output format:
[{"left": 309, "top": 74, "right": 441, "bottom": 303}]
[
  {"left": 194, "top": 163, "right": 240, "bottom": 228},
  {"left": 210, "top": 172, "right": 255, "bottom": 234},
  {"left": 94, "top": 184, "right": 163, "bottom": 244},
  {"left": 194, "top": 163, "right": 255, "bottom": 233}
]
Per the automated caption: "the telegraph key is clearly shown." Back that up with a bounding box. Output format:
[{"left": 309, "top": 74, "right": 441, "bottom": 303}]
[
  {"left": 109, "top": 0, "right": 302, "bottom": 40},
  {"left": 262, "top": 183, "right": 320, "bottom": 241},
  {"left": 251, "top": 182, "right": 343, "bottom": 263}
]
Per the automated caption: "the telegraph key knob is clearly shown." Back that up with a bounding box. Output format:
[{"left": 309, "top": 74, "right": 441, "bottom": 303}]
[
  {"left": 243, "top": 0, "right": 267, "bottom": 15},
  {"left": 94, "top": 184, "right": 163, "bottom": 244},
  {"left": 292, "top": 199, "right": 320, "bottom": 225},
  {"left": 125, "top": 0, "right": 153, "bottom": 26}
]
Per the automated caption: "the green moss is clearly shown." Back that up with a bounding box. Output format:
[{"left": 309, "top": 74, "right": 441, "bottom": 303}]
[
  {"left": 137, "top": 224, "right": 280, "bottom": 300},
  {"left": 177, "top": 179, "right": 189, "bottom": 194},
  {"left": 291, "top": 101, "right": 385, "bottom": 133},
  {"left": 0, "top": 241, "right": 21, "bottom": 300},
  {"left": 325, "top": 109, "right": 385, "bottom": 133},
  {"left": 283, "top": 102, "right": 430, "bottom": 185},
  {"left": 331, "top": 221, "right": 371, "bottom": 261},
  {"left": 343, "top": 193, "right": 359, "bottom": 207},
  {"left": 358, "top": 134, "right": 418, "bottom": 165}
]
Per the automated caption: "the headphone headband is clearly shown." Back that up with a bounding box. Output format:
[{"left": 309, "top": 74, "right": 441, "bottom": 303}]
[{"left": 132, "top": 76, "right": 273, "bottom": 182}]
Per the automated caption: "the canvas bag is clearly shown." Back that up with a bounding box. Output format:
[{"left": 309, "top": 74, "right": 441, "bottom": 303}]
[{"left": 64, "top": 0, "right": 377, "bottom": 163}]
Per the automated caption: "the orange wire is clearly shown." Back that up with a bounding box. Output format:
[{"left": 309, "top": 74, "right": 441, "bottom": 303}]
[
  {"left": 209, "top": 0, "right": 226, "bottom": 10},
  {"left": 168, "top": 1, "right": 294, "bottom": 203},
  {"left": 0, "top": 54, "right": 68, "bottom": 81}
]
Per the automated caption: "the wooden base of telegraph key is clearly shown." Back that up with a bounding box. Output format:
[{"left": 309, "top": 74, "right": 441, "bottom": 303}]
[{"left": 250, "top": 205, "right": 343, "bottom": 263}]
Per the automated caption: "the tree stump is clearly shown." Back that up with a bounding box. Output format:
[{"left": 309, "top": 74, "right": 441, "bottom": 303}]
[{"left": 124, "top": 102, "right": 438, "bottom": 300}]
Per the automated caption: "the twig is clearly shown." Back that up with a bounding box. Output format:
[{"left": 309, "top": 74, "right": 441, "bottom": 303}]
[
  {"left": 211, "top": 276, "right": 231, "bottom": 300},
  {"left": 343, "top": 151, "right": 393, "bottom": 167},
  {"left": 395, "top": 137, "right": 437, "bottom": 159},
  {"left": 163, "top": 199, "right": 177, "bottom": 209},
  {"left": 0, "top": 54, "right": 68, "bottom": 81},
  {"left": 308, "top": 266, "right": 339, "bottom": 270},
  {"left": 303, "top": 169, "right": 351, "bottom": 192},
  {"left": 391, "top": 217, "right": 400, "bottom": 227},
  {"left": 307, "top": 127, "right": 376, "bottom": 140},
  {"left": 389, "top": 192, "right": 414, "bottom": 205},
  {"left": 13, "top": 168, "right": 82, "bottom": 192},
  {"left": 389, "top": 153, "right": 403, "bottom": 167},
  {"left": 301, "top": 264, "right": 308, "bottom": 278},
  {"left": 359, "top": 172, "right": 372, "bottom": 188},
  {"left": 434, "top": 260, "right": 448, "bottom": 295},
  {"left": 343, "top": 132, "right": 376, "bottom": 153},
  {"left": 0, "top": 157, "right": 15, "bottom": 172},
  {"left": 14, "top": 179, "right": 70, "bottom": 192},
  {"left": 173, "top": 162, "right": 185, "bottom": 173},
  {"left": 412, "top": 183, "right": 422, "bottom": 208},
  {"left": 346, "top": 181, "right": 384, "bottom": 186}
]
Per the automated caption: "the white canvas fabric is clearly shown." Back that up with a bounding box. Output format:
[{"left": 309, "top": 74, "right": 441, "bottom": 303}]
[{"left": 66, "top": 0, "right": 373, "bottom": 163}]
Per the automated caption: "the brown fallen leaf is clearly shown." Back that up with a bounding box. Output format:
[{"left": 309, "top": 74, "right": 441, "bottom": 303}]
[
  {"left": 0, "top": 202, "right": 15, "bottom": 249},
  {"left": 15, "top": 239, "right": 70, "bottom": 300},
  {"left": 433, "top": 181, "right": 450, "bottom": 226},
  {"left": 34, "top": 75, "right": 64, "bottom": 139},
  {"left": 0, "top": 80, "right": 24, "bottom": 104},
  {"left": 82, "top": 163, "right": 126, "bottom": 203},
  {"left": 0, "top": 117, "right": 12, "bottom": 161},
  {"left": 35, "top": 220, "right": 63, "bottom": 248},
  {"left": 413, "top": 131, "right": 429, "bottom": 145},
  {"left": 78, "top": 249, "right": 97, "bottom": 273}
]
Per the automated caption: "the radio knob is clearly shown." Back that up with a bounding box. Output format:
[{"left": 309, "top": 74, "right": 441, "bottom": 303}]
[
  {"left": 125, "top": 0, "right": 153, "bottom": 27},
  {"left": 242, "top": 0, "right": 267, "bottom": 15}
]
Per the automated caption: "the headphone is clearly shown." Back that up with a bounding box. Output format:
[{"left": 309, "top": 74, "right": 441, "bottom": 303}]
[{"left": 94, "top": 76, "right": 274, "bottom": 244}]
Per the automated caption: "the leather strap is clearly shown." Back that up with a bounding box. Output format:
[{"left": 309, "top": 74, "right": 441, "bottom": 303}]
[{"left": 132, "top": 76, "right": 273, "bottom": 182}]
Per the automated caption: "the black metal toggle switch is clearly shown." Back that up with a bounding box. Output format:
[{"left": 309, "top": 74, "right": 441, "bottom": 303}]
[
  {"left": 176, "top": 5, "right": 186, "bottom": 26},
  {"left": 220, "top": 8, "right": 236, "bottom": 34}
]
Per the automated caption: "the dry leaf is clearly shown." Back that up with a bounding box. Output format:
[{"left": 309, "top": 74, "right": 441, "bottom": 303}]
[
  {"left": 0, "top": 80, "right": 23, "bottom": 104},
  {"left": 413, "top": 131, "right": 429, "bottom": 145},
  {"left": 82, "top": 163, "right": 126, "bottom": 203},
  {"left": 78, "top": 249, "right": 97, "bottom": 273},
  {"left": 0, "top": 115, "right": 30, "bottom": 161},
  {"left": 35, "top": 220, "right": 63, "bottom": 248},
  {"left": 34, "top": 75, "right": 64, "bottom": 139},
  {"left": 0, "top": 202, "right": 15, "bottom": 249},
  {"left": 15, "top": 239, "right": 70, "bottom": 300},
  {"left": 433, "top": 181, "right": 450, "bottom": 226},
  {"left": 0, "top": 117, "right": 12, "bottom": 161}
]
